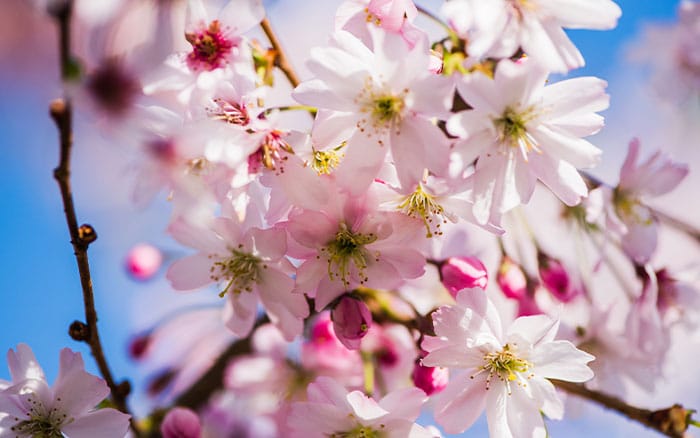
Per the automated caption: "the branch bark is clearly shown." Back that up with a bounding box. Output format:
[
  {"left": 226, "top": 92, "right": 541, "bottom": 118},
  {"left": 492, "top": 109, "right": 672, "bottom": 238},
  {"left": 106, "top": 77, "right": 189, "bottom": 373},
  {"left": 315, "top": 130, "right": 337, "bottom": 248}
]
[
  {"left": 553, "top": 380, "right": 692, "bottom": 438},
  {"left": 49, "top": 2, "right": 139, "bottom": 435},
  {"left": 261, "top": 17, "right": 301, "bottom": 88}
]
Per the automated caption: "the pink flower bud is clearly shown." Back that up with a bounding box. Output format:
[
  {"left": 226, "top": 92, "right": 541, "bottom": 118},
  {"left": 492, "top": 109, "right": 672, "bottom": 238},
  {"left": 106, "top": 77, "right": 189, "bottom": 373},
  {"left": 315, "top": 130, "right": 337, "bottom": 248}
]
[
  {"left": 497, "top": 256, "right": 527, "bottom": 300},
  {"left": 331, "top": 296, "right": 372, "bottom": 350},
  {"left": 412, "top": 362, "right": 449, "bottom": 395},
  {"left": 161, "top": 407, "right": 201, "bottom": 438},
  {"left": 125, "top": 243, "right": 163, "bottom": 281},
  {"left": 538, "top": 255, "right": 579, "bottom": 302},
  {"left": 440, "top": 256, "right": 488, "bottom": 296},
  {"left": 127, "top": 333, "right": 151, "bottom": 360},
  {"left": 516, "top": 294, "right": 543, "bottom": 317}
]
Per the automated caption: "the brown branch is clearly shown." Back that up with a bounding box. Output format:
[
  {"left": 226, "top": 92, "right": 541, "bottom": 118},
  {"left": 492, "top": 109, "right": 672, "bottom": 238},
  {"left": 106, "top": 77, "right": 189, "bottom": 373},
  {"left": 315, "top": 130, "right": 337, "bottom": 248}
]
[
  {"left": 260, "top": 17, "right": 301, "bottom": 88},
  {"left": 553, "top": 380, "right": 692, "bottom": 438},
  {"left": 173, "top": 316, "right": 270, "bottom": 410},
  {"left": 49, "top": 2, "right": 139, "bottom": 436}
]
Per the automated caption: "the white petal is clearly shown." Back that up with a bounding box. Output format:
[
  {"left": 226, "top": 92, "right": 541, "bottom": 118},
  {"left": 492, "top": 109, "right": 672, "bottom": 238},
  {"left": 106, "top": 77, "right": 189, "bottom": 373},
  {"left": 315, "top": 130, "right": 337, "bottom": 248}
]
[
  {"left": 219, "top": 0, "right": 265, "bottom": 34},
  {"left": 530, "top": 341, "right": 595, "bottom": 382},
  {"left": 542, "top": 0, "right": 622, "bottom": 30},
  {"left": 433, "top": 376, "right": 486, "bottom": 434},
  {"left": 7, "top": 344, "right": 44, "bottom": 383},
  {"left": 166, "top": 254, "right": 215, "bottom": 290},
  {"left": 527, "top": 153, "right": 588, "bottom": 206},
  {"left": 61, "top": 408, "right": 131, "bottom": 438}
]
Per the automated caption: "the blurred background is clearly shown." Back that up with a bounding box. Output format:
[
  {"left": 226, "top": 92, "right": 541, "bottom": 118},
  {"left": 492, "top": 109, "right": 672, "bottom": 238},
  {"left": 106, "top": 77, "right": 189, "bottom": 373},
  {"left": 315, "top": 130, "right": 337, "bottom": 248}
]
[{"left": 0, "top": 0, "right": 697, "bottom": 436}]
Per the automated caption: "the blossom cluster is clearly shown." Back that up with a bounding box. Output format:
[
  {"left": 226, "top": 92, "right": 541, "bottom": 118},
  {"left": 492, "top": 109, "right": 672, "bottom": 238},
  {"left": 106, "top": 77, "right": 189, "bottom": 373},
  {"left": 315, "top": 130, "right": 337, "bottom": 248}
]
[{"left": 6, "top": 0, "right": 700, "bottom": 437}]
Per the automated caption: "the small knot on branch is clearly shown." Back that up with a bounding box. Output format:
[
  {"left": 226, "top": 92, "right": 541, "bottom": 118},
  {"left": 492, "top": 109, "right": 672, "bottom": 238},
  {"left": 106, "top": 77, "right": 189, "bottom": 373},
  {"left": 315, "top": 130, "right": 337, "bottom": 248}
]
[
  {"left": 69, "top": 320, "right": 90, "bottom": 341},
  {"left": 78, "top": 224, "right": 98, "bottom": 245},
  {"left": 115, "top": 380, "right": 132, "bottom": 398},
  {"left": 49, "top": 98, "right": 67, "bottom": 122},
  {"left": 650, "top": 404, "right": 691, "bottom": 438}
]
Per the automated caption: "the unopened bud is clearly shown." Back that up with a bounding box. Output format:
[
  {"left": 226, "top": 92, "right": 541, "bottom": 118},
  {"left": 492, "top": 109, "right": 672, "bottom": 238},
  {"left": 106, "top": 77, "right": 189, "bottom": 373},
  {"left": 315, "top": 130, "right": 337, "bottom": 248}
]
[
  {"left": 497, "top": 256, "right": 527, "bottom": 300},
  {"left": 440, "top": 256, "right": 488, "bottom": 297},
  {"left": 413, "top": 361, "right": 449, "bottom": 395},
  {"left": 538, "top": 255, "right": 579, "bottom": 302},
  {"left": 125, "top": 243, "right": 163, "bottom": 281},
  {"left": 161, "top": 407, "right": 201, "bottom": 438},
  {"left": 127, "top": 333, "right": 151, "bottom": 360},
  {"left": 331, "top": 295, "right": 372, "bottom": 350}
]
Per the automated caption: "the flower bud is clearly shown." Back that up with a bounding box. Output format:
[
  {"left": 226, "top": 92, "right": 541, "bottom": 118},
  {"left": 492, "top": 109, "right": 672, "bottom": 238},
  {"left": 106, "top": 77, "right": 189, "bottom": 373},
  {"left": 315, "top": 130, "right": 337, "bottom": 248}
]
[
  {"left": 440, "top": 256, "right": 488, "bottom": 297},
  {"left": 516, "top": 294, "right": 543, "bottom": 317},
  {"left": 161, "top": 407, "right": 201, "bottom": 438},
  {"left": 331, "top": 296, "right": 372, "bottom": 350},
  {"left": 125, "top": 243, "right": 163, "bottom": 281},
  {"left": 538, "top": 255, "right": 579, "bottom": 302},
  {"left": 413, "top": 361, "right": 449, "bottom": 395},
  {"left": 496, "top": 256, "right": 527, "bottom": 300},
  {"left": 127, "top": 333, "right": 151, "bottom": 360}
]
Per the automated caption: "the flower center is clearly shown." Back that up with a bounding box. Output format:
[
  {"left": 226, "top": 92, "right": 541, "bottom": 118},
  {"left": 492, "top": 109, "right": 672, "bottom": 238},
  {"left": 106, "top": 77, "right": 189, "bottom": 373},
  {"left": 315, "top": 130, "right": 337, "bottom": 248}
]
[
  {"left": 310, "top": 144, "right": 345, "bottom": 175},
  {"left": 397, "top": 184, "right": 448, "bottom": 238},
  {"left": 208, "top": 98, "right": 251, "bottom": 126},
  {"left": 364, "top": 7, "right": 382, "bottom": 27},
  {"left": 330, "top": 424, "right": 385, "bottom": 438},
  {"left": 356, "top": 78, "right": 408, "bottom": 138},
  {"left": 472, "top": 343, "right": 533, "bottom": 393},
  {"left": 612, "top": 188, "right": 652, "bottom": 225},
  {"left": 322, "top": 223, "right": 378, "bottom": 287},
  {"left": 249, "top": 130, "right": 294, "bottom": 173},
  {"left": 493, "top": 105, "right": 541, "bottom": 160},
  {"left": 11, "top": 394, "right": 70, "bottom": 438},
  {"left": 210, "top": 246, "right": 264, "bottom": 297},
  {"left": 186, "top": 20, "right": 235, "bottom": 71}
]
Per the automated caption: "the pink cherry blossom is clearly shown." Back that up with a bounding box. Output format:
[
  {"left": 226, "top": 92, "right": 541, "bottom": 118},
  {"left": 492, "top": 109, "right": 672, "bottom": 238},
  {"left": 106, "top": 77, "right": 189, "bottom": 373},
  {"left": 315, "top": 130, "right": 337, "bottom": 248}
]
[
  {"left": 422, "top": 289, "right": 594, "bottom": 435},
  {"left": 442, "top": 0, "right": 621, "bottom": 72},
  {"left": 448, "top": 59, "right": 608, "bottom": 227},
  {"left": 0, "top": 344, "right": 130, "bottom": 438},
  {"left": 293, "top": 28, "right": 452, "bottom": 192},
  {"left": 586, "top": 139, "right": 688, "bottom": 263},
  {"left": 284, "top": 191, "right": 425, "bottom": 310},
  {"left": 287, "top": 376, "right": 432, "bottom": 438},
  {"left": 166, "top": 217, "right": 308, "bottom": 340}
]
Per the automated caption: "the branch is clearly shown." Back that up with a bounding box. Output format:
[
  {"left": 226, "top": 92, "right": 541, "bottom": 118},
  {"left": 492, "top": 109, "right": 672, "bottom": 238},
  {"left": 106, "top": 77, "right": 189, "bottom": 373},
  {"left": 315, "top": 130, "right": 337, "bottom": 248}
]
[
  {"left": 49, "top": 2, "right": 139, "bottom": 435},
  {"left": 553, "top": 380, "right": 693, "bottom": 438},
  {"left": 173, "top": 316, "right": 269, "bottom": 410},
  {"left": 260, "top": 17, "right": 301, "bottom": 88}
]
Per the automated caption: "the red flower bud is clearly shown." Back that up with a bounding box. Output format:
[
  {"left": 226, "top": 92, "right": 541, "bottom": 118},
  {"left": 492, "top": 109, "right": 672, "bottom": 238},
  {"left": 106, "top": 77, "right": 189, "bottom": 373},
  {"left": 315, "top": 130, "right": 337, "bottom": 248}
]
[
  {"left": 440, "top": 256, "right": 488, "bottom": 297},
  {"left": 331, "top": 296, "right": 372, "bottom": 350}
]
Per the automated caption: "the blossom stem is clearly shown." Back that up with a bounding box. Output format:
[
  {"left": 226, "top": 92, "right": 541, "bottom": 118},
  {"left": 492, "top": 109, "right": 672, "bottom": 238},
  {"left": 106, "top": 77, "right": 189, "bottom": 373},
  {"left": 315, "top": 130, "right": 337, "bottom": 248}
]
[
  {"left": 49, "top": 3, "right": 139, "bottom": 435},
  {"left": 552, "top": 380, "right": 692, "bottom": 438},
  {"left": 361, "top": 351, "right": 375, "bottom": 396},
  {"left": 260, "top": 17, "right": 301, "bottom": 88}
]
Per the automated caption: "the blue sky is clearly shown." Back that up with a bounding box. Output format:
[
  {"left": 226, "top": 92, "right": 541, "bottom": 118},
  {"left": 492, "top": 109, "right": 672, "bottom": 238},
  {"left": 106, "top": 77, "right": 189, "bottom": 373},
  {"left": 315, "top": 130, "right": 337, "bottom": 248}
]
[{"left": 0, "top": 1, "right": 692, "bottom": 436}]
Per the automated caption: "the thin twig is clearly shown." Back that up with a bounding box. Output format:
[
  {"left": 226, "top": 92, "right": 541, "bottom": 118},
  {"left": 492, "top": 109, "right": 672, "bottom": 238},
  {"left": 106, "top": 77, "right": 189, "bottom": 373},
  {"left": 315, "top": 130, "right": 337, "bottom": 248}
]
[
  {"left": 260, "top": 17, "right": 301, "bottom": 88},
  {"left": 553, "top": 380, "right": 692, "bottom": 438},
  {"left": 174, "top": 316, "right": 270, "bottom": 410},
  {"left": 49, "top": 2, "right": 139, "bottom": 435}
]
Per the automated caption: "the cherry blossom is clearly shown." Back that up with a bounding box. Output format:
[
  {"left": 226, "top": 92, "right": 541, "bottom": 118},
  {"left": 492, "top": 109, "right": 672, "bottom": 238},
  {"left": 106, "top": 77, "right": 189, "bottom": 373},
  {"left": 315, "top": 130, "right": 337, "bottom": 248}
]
[
  {"left": 293, "top": 27, "right": 452, "bottom": 192},
  {"left": 422, "top": 289, "right": 594, "bottom": 435},
  {"left": 287, "top": 376, "right": 432, "bottom": 438},
  {"left": 166, "top": 217, "right": 308, "bottom": 340},
  {"left": 448, "top": 59, "right": 609, "bottom": 226},
  {"left": 442, "top": 0, "right": 622, "bottom": 72},
  {"left": 0, "top": 344, "right": 130, "bottom": 438}
]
